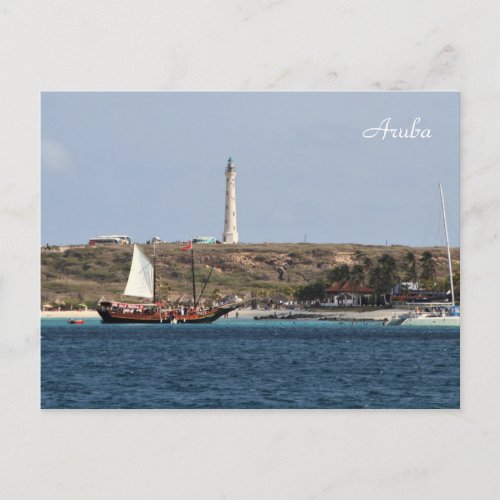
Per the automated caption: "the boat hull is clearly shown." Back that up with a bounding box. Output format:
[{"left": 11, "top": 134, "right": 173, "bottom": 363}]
[
  {"left": 173, "top": 307, "right": 235, "bottom": 323},
  {"left": 97, "top": 309, "right": 166, "bottom": 323},
  {"left": 399, "top": 316, "right": 459, "bottom": 327},
  {"left": 97, "top": 304, "right": 239, "bottom": 324}
]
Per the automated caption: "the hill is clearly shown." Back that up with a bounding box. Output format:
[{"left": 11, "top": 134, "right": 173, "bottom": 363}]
[{"left": 41, "top": 243, "right": 460, "bottom": 308}]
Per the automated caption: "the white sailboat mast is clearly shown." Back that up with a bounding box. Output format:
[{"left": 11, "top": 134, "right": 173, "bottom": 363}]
[{"left": 439, "top": 183, "right": 455, "bottom": 305}]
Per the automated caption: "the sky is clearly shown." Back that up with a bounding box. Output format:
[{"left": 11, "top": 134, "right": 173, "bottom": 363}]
[{"left": 41, "top": 92, "right": 459, "bottom": 246}]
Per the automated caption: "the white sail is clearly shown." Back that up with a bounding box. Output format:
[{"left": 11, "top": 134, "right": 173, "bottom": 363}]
[{"left": 123, "top": 245, "right": 154, "bottom": 300}]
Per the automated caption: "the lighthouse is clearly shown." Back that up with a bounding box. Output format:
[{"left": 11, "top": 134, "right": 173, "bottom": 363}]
[{"left": 222, "top": 157, "right": 239, "bottom": 244}]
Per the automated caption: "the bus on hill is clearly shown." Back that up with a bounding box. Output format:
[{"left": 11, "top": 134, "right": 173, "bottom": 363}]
[
  {"left": 88, "top": 235, "right": 132, "bottom": 246},
  {"left": 193, "top": 236, "right": 217, "bottom": 245}
]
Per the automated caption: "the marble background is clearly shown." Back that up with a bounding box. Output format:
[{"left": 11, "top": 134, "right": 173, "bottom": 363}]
[{"left": 1, "top": 1, "right": 499, "bottom": 498}]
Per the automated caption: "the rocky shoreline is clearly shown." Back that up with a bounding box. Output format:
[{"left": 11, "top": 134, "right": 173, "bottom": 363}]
[
  {"left": 239, "top": 308, "right": 399, "bottom": 322},
  {"left": 252, "top": 311, "right": 392, "bottom": 322}
]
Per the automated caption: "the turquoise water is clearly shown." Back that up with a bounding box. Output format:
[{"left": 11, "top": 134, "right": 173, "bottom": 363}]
[{"left": 41, "top": 318, "right": 459, "bottom": 409}]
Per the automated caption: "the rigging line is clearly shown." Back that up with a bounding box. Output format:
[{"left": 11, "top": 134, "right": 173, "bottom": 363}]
[
  {"left": 191, "top": 248, "right": 196, "bottom": 307},
  {"left": 195, "top": 265, "right": 215, "bottom": 308},
  {"left": 419, "top": 188, "right": 440, "bottom": 247}
]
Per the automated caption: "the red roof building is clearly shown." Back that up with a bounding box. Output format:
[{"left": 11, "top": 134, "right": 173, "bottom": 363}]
[{"left": 324, "top": 282, "right": 374, "bottom": 307}]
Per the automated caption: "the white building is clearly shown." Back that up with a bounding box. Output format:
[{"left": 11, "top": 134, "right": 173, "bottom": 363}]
[{"left": 222, "top": 157, "right": 239, "bottom": 244}]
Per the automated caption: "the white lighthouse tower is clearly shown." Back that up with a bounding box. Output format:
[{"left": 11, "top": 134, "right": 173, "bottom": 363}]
[{"left": 222, "top": 157, "right": 239, "bottom": 244}]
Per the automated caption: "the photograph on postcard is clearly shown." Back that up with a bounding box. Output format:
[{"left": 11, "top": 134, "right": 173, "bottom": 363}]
[{"left": 41, "top": 91, "right": 459, "bottom": 408}]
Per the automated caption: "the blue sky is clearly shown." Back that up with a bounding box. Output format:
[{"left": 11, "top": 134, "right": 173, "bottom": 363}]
[{"left": 41, "top": 92, "right": 459, "bottom": 246}]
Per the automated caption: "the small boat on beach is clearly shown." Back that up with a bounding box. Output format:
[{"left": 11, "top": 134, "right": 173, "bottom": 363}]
[
  {"left": 68, "top": 319, "right": 85, "bottom": 324},
  {"left": 96, "top": 243, "right": 242, "bottom": 324}
]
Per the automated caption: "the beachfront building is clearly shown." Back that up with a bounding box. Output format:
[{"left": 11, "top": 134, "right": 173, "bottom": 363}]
[
  {"left": 390, "top": 282, "right": 451, "bottom": 304},
  {"left": 222, "top": 157, "right": 239, "bottom": 244},
  {"left": 322, "top": 282, "right": 374, "bottom": 307}
]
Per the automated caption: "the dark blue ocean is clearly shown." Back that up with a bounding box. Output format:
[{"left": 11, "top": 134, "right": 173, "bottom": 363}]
[{"left": 41, "top": 319, "right": 460, "bottom": 409}]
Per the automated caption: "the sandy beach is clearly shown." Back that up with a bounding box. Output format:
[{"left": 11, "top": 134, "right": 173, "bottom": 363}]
[
  {"left": 41, "top": 310, "right": 100, "bottom": 318},
  {"left": 41, "top": 307, "right": 398, "bottom": 321}
]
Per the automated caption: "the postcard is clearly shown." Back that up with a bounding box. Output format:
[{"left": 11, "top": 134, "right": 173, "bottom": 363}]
[{"left": 41, "top": 91, "right": 459, "bottom": 408}]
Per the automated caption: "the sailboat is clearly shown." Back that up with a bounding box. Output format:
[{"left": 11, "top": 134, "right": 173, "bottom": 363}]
[
  {"left": 387, "top": 184, "right": 460, "bottom": 327},
  {"left": 96, "top": 244, "right": 241, "bottom": 324}
]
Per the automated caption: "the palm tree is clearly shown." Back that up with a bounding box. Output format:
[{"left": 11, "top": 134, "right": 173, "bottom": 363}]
[
  {"left": 350, "top": 264, "right": 366, "bottom": 306},
  {"left": 453, "top": 267, "right": 460, "bottom": 303},
  {"left": 419, "top": 251, "right": 436, "bottom": 285},
  {"left": 404, "top": 252, "right": 418, "bottom": 286},
  {"left": 368, "top": 254, "right": 399, "bottom": 305},
  {"left": 327, "top": 264, "right": 350, "bottom": 286},
  {"left": 362, "top": 256, "right": 373, "bottom": 274},
  {"left": 361, "top": 257, "right": 374, "bottom": 304},
  {"left": 378, "top": 254, "right": 399, "bottom": 284},
  {"left": 368, "top": 266, "right": 385, "bottom": 305},
  {"left": 350, "top": 264, "right": 365, "bottom": 286},
  {"left": 402, "top": 252, "right": 418, "bottom": 300}
]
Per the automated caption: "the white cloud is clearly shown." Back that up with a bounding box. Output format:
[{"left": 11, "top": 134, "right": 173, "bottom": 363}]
[{"left": 41, "top": 139, "right": 74, "bottom": 171}]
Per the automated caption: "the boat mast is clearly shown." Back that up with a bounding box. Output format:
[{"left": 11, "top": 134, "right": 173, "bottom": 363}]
[
  {"left": 153, "top": 240, "right": 157, "bottom": 303},
  {"left": 439, "top": 183, "right": 455, "bottom": 305},
  {"left": 190, "top": 247, "right": 196, "bottom": 307}
]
